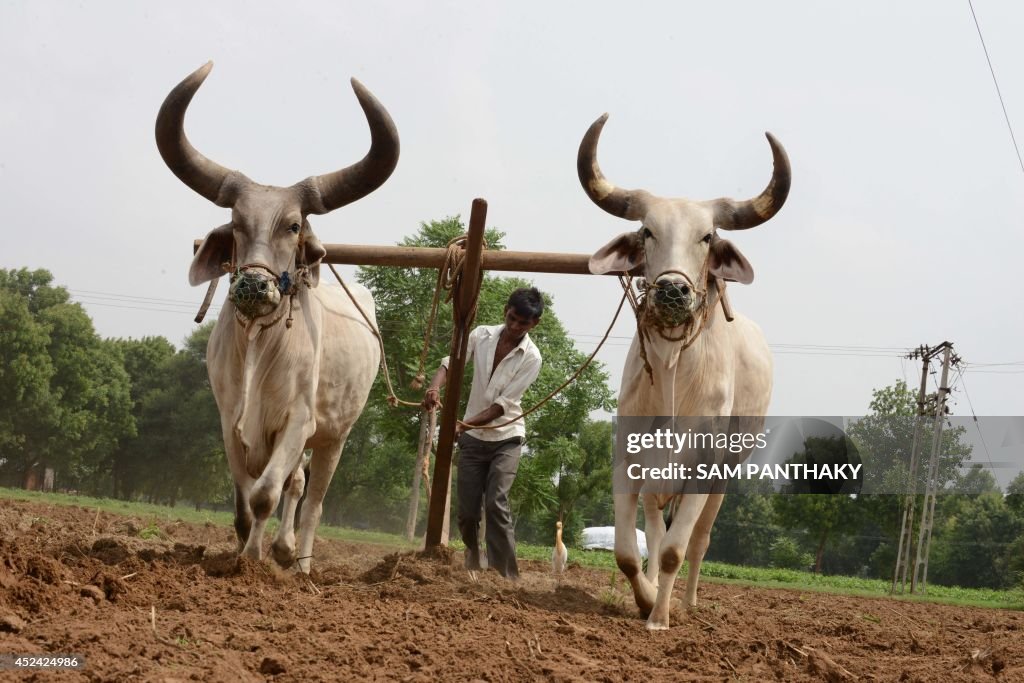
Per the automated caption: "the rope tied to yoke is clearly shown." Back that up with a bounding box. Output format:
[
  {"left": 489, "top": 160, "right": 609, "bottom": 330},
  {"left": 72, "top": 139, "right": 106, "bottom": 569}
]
[
  {"left": 328, "top": 234, "right": 483, "bottom": 409},
  {"left": 410, "top": 235, "right": 480, "bottom": 391},
  {"left": 329, "top": 234, "right": 629, "bottom": 430}
]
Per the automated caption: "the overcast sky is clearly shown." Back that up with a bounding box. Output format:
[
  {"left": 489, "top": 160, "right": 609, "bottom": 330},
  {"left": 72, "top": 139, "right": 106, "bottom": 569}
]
[{"left": 2, "top": 1, "right": 1022, "bottom": 421}]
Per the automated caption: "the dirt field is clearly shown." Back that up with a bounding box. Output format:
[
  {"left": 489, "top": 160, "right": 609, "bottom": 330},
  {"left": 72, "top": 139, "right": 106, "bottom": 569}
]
[{"left": 0, "top": 498, "right": 1020, "bottom": 682}]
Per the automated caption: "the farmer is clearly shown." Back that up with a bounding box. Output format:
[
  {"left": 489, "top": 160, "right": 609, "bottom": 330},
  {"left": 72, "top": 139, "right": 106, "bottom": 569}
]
[{"left": 422, "top": 287, "right": 544, "bottom": 579}]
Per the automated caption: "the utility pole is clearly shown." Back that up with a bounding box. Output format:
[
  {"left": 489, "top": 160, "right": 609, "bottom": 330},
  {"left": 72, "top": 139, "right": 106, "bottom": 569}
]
[
  {"left": 891, "top": 345, "right": 931, "bottom": 594},
  {"left": 891, "top": 341, "right": 963, "bottom": 594},
  {"left": 912, "top": 343, "right": 961, "bottom": 593}
]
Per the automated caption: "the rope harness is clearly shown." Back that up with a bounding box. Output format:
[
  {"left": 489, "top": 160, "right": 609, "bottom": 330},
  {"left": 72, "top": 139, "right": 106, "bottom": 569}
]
[
  {"left": 411, "top": 235, "right": 481, "bottom": 391},
  {"left": 192, "top": 232, "right": 730, "bottom": 431},
  {"left": 620, "top": 254, "right": 734, "bottom": 385},
  {"left": 194, "top": 237, "right": 312, "bottom": 331}
]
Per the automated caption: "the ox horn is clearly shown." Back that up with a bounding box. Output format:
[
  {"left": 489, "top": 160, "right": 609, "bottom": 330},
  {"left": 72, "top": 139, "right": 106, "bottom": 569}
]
[
  {"left": 155, "top": 62, "right": 239, "bottom": 208},
  {"left": 577, "top": 114, "right": 650, "bottom": 221},
  {"left": 713, "top": 132, "right": 791, "bottom": 230},
  {"left": 301, "top": 79, "right": 400, "bottom": 215}
]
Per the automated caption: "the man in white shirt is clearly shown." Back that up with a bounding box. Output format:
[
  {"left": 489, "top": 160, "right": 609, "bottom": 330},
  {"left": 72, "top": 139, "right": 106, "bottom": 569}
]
[{"left": 422, "top": 287, "right": 544, "bottom": 579}]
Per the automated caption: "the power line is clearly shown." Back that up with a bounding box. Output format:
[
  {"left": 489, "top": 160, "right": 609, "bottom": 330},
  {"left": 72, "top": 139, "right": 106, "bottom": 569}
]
[
  {"left": 69, "top": 289, "right": 204, "bottom": 306},
  {"left": 955, "top": 367, "right": 995, "bottom": 475},
  {"left": 968, "top": 0, "right": 1024, "bottom": 175},
  {"left": 961, "top": 369, "right": 1024, "bottom": 375},
  {"left": 66, "top": 289, "right": 1024, "bottom": 370}
]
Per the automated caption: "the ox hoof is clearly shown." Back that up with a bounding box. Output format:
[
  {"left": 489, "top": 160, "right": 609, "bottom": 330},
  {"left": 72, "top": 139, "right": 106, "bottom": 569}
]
[
  {"left": 240, "top": 543, "right": 263, "bottom": 562},
  {"left": 645, "top": 616, "right": 670, "bottom": 631},
  {"left": 270, "top": 541, "right": 296, "bottom": 568}
]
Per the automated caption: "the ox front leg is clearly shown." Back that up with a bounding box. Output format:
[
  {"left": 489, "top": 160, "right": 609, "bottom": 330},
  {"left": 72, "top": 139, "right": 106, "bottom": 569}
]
[
  {"left": 242, "top": 414, "right": 314, "bottom": 563},
  {"left": 647, "top": 493, "right": 708, "bottom": 630},
  {"left": 294, "top": 438, "right": 346, "bottom": 574},
  {"left": 642, "top": 495, "right": 667, "bottom": 585},
  {"left": 271, "top": 459, "right": 307, "bottom": 568},
  {"left": 232, "top": 483, "right": 253, "bottom": 552},
  {"left": 683, "top": 492, "right": 724, "bottom": 610},
  {"left": 614, "top": 492, "right": 656, "bottom": 618},
  {"left": 223, "top": 438, "right": 256, "bottom": 552}
]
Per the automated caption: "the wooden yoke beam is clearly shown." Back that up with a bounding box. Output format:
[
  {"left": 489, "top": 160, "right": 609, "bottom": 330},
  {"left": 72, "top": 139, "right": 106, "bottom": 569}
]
[{"left": 193, "top": 241, "right": 615, "bottom": 275}]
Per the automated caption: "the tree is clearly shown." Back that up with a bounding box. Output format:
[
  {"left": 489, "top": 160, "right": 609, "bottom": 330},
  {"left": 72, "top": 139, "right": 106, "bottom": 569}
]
[
  {"left": 950, "top": 463, "right": 1000, "bottom": 495},
  {"left": 707, "top": 476, "right": 780, "bottom": 567},
  {"left": 512, "top": 419, "right": 614, "bottom": 546},
  {"left": 129, "top": 324, "right": 231, "bottom": 507},
  {"left": 1007, "top": 472, "right": 1024, "bottom": 516},
  {"left": 0, "top": 269, "right": 133, "bottom": 491},
  {"left": 772, "top": 436, "right": 858, "bottom": 573},
  {"left": 928, "top": 492, "right": 1022, "bottom": 588},
  {"left": 573, "top": 419, "right": 616, "bottom": 529},
  {"left": 848, "top": 381, "right": 970, "bottom": 496},
  {"left": 0, "top": 286, "right": 56, "bottom": 484},
  {"left": 843, "top": 381, "right": 973, "bottom": 581},
  {"left": 107, "top": 336, "right": 177, "bottom": 498}
]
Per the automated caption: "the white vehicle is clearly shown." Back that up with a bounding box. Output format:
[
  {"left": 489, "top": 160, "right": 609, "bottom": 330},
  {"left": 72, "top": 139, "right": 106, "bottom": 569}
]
[{"left": 581, "top": 527, "right": 648, "bottom": 559}]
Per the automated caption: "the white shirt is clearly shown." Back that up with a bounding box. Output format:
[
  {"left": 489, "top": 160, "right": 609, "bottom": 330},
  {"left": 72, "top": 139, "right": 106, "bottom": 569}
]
[{"left": 440, "top": 324, "right": 542, "bottom": 441}]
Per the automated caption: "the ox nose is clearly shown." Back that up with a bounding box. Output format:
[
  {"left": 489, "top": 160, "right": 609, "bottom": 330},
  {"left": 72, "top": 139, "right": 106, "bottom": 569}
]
[
  {"left": 651, "top": 279, "right": 693, "bottom": 327},
  {"left": 230, "top": 270, "right": 282, "bottom": 319},
  {"left": 653, "top": 279, "right": 691, "bottom": 306}
]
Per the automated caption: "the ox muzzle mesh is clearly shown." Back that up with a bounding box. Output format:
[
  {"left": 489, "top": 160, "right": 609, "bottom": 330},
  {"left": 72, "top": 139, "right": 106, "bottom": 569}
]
[
  {"left": 229, "top": 266, "right": 284, "bottom": 319},
  {"left": 651, "top": 281, "right": 694, "bottom": 328},
  {"left": 642, "top": 270, "right": 704, "bottom": 329}
]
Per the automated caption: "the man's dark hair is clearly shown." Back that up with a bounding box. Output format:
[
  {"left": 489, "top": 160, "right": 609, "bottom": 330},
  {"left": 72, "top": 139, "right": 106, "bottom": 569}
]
[{"left": 506, "top": 287, "right": 544, "bottom": 321}]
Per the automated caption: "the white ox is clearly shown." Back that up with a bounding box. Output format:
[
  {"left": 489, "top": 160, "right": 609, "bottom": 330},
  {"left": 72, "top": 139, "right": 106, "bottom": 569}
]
[
  {"left": 156, "top": 63, "right": 397, "bottom": 572},
  {"left": 578, "top": 115, "right": 790, "bottom": 629}
]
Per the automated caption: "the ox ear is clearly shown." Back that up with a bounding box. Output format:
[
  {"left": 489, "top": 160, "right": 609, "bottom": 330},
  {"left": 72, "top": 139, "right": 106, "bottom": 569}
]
[
  {"left": 589, "top": 231, "right": 645, "bottom": 275},
  {"left": 709, "top": 237, "right": 754, "bottom": 285},
  {"left": 301, "top": 223, "right": 327, "bottom": 287},
  {"left": 189, "top": 223, "right": 234, "bottom": 286}
]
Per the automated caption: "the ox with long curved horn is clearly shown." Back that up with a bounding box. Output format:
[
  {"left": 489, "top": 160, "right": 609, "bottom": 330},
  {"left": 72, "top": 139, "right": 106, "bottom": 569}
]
[
  {"left": 578, "top": 111, "right": 792, "bottom": 632},
  {"left": 158, "top": 63, "right": 399, "bottom": 575}
]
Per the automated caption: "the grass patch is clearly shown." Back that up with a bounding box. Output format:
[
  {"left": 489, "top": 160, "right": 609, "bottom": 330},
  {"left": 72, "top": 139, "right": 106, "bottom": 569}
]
[
  {"left": 514, "top": 541, "right": 1024, "bottom": 610},
  {"left": 0, "top": 487, "right": 420, "bottom": 550},
  {"left": 4, "top": 487, "right": 1021, "bottom": 609}
]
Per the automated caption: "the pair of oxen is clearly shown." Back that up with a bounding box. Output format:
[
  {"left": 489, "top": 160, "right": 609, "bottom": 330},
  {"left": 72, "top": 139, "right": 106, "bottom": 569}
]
[{"left": 156, "top": 63, "right": 789, "bottom": 630}]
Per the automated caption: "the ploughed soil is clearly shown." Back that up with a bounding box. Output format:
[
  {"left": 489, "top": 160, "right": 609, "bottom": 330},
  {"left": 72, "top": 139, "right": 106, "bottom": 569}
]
[{"left": 1, "top": 497, "right": 1021, "bottom": 682}]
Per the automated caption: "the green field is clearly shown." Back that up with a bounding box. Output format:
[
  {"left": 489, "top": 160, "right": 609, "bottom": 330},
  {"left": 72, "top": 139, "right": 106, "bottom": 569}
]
[{"left": 4, "top": 487, "right": 1022, "bottom": 610}]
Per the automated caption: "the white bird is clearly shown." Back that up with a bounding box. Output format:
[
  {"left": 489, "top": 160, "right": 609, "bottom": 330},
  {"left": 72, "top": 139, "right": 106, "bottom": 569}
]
[{"left": 552, "top": 520, "right": 568, "bottom": 575}]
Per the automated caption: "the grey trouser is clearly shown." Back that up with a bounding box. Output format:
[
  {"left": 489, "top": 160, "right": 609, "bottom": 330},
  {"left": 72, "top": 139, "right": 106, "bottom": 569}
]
[{"left": 456, "top": 433, "right": 523, "bottom": 578}]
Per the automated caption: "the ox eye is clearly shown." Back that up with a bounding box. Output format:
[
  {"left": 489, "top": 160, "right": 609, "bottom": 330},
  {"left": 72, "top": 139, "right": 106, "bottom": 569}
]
[
  {"left": 289, "top": 223, "right": 301, "bottom": 234},
  {"left": 701, "top": 233, "right": 713, "bottom": 244}
]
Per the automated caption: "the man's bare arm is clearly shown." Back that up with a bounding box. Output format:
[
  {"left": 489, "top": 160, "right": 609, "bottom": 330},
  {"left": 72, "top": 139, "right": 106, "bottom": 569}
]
[{"left": 421, "top": 366, "right": 447, "bottom": 411}]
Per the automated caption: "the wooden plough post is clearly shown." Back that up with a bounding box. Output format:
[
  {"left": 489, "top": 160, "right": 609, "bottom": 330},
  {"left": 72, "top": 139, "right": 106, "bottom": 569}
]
[{"left": 422, "top": 199, "right": 487, "bottom": 551}]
